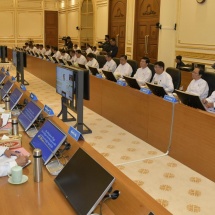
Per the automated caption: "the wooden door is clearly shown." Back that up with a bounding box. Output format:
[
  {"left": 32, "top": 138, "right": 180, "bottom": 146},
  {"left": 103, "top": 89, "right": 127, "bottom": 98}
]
[
  {"left": 133, "top": 0, "right": 160, "bottom": 63},
  {"left": 44, "top": 11, "right": 58, "bottom": 47},
  {"left": 109, "top": 0, "right": 127, "bottom": 57}
]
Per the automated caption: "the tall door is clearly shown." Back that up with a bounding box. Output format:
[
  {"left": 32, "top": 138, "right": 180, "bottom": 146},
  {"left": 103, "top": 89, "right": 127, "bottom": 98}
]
[
  {"left": 133, "top": 0, "right": 160, "bottom": 63},
  {"left": 109, "top": 0, "right": 127, "bottom": 57},
  {"left": 44, "top": 11, "right": 58, "bottom": 47}
]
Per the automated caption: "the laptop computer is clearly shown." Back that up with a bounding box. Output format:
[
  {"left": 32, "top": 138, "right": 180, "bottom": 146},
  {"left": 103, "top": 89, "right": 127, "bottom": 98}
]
[
  {"left": 78, "top": 63, "right": 87, "bottom": 69},
  {"left": 67, "top": 61, "right": 73, "bottom": 66},
  {"left": 175, "top": 89, "right": 209, "bottom": 111},
  {"left": 123, "top": 76, "right": 140, "bottom": 90},
  {"left": 146, "top": 82, "right": 168, "bottom": 98},
  {"left": 102, "top": 70, "right": 117, "bottom": 82},
  {"left": 34, "top": 52, "right": 39, "bottom": 57},
  {"left": 52, "top": 56, "right": 59, "bottom": 64},
  {"left": 88, "top": 66, "right": 99, "bottom": 76},
  {"left": 10, "top": 88, "right": 23, "bottom": 110},
  {"left": 0, "top": 72, "right": 6, "bottom": 84},
  {"left": 58, "top": 59, "right": 66, "bottom": 65},
  {"left": 44, "top": 55, "right": 50, "bottom": 60}
]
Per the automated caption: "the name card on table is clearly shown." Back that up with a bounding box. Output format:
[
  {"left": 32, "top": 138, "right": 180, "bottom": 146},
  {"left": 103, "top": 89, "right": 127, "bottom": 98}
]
[
  {"left": 11, "top": 76, "right": 16, "bottom": 81},
  {"left": 117, "top": 80, "right": 127, "bottom": 86},
  {"left": 5, "top": 71, "right": 10, "bottom": 76},
  {"left": 44, "top": 105, "right": 54, "bottom": 116},
  {"left": 163, "top": 95, "right": 178, "bottom": 103},
  {"left": 20, "top": 84, "right": 26, "bottom": 91},
  {"left": 68, "top": 126, "right": 84, "bottom": 141},
  {"left": 140, "top": 88, "right": 152, "bottom": 94},
  {"left": 96, "top": 74, "right": 103, "bottom": 79},
  {"left": 30, "top": 92, "right": 38, "bottom": 101},
  {"left": 1, "top": 67, "right": 5, "bottom": 72}
]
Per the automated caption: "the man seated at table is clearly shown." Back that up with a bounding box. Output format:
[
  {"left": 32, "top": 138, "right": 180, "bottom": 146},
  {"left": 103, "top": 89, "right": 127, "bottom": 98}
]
[
  {"left": 52, "top": 47, "right": 61, "bottom": 59},
  {"left": 44, "top": 45, "right": 52, "bottom": 56},
  {"left": 86, "top": 44, "right": 93, "bottom": 55},
  {"left": 114, "top": 55, "right": 132, "bottom": 79},
  {"left": 109, "top": 38, "right": 118, "bottom": 58},
  {"left": 202, "top": 91, "right": 215, "bottom": 108},
  {"left": 0, "top": 146, "right": 29, "bottom": 177},
  {"left": 186, "top": 66, "right": 209, "bottom": 99},
  {"left": 151, "top": 61, "right": 174, "bottom": 92},
  {"left": 86, "top": 53, "right": 99, "bottom": 69},
  {"left": 175, "top": 55, "right": 185, "bottom": 69},
  {"left": 102, "top": 53, "right": 117, "bottom": 73},
  {"left": 75, "top": 50, "right": 87, "bottom": 66},
  {"left": 60, "top": 49, "right": 70, "bottom": 61},
  {"left": 133, "top": 57, "right": 152, "bottom": 86},
  {"left": 69, "top": 49, "right": 77, "bottom": 64},
  {"left": 39, "top": 44, "right": 46, "bottom": 55}
]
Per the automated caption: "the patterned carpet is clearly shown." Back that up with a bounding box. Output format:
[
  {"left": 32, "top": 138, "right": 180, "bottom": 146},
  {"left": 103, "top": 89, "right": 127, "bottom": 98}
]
[{"left": 9, "top": 66, "right": 215, "bottom": 215}]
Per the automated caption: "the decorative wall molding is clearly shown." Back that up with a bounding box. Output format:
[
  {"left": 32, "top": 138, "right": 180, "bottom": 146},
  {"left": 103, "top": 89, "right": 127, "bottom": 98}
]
[
  {"left": 0, "top": 11, "right": 15, "bottom": 38},
  {"left": 17, "top": 0, "right": 43, "bottom": 9},
  {"left": 0, "top": 0, "right": 14, "bottom": 8},
  {"left": 175, "top": 51, "right": 215, "bottom": 61}
]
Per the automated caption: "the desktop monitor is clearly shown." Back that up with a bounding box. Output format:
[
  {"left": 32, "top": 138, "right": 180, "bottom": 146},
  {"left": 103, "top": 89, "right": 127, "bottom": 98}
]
[
  {"left": 1, "top": 80, "right": 14, "bottom": 99},
  {"left": 18, "top": 101, "right": 42, "bottom": 131},
  {"left": 12, "top": 49, "right": 17, "bottom": 67},
  {"left": 146, "top": 82, "right": 168, "bottom": 98},
  {"left": 54, "top": 148, "right": 115, "bottom": 215},
  {"left": 58, "top": 59, "right": 66, "bottom": 65},
  {"left": 30, "top": 120, "right": 67, "bottom": 165},
  {"left": 0, "top": 72, "right": 6, "bottom": 84},
  {"left": 123, "top": 76, "right": 140, "bottom": 90},
  {"left": 10, "top": 88, "right": 23, "bottom": 110},
  {"left": 102, "top": 70, "right": 117, "bottom": 82},
  {"left": 175, "top": 90, "right": 206, "bottom": 111},
  {"left": 0, "top": 46, "right": 7, "bottom": 63}
]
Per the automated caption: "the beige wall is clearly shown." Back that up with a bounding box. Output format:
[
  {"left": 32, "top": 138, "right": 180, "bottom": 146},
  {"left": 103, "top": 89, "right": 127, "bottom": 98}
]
[{"left": 1, "top": 0, "right": 215, "bottom": 68}]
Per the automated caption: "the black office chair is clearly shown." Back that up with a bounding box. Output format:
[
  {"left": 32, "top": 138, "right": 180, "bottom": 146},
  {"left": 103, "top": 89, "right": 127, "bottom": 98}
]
[
  {"left": 127, "top": 59, "right": 138, "bottom": 77},
  {"left": 96, "top": 55, "right": 106, "bottom": 68},
  {"left": 202, "top": 71, "right": 215, "bottom": 97},
  {"left": 113, "top": 57, "right": 120, "bottom": 66},
  {"left": 166, "top": 67, "right": 181, "bottom": 90},
  {"left": 148, "top": 63, "right": 155, "bottom": 82}
]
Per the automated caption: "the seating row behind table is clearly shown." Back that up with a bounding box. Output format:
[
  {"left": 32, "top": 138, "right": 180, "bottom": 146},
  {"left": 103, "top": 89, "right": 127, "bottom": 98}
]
[
  {"left": 0, "top": 78, "right": 171, "bottom": 215},
  {"left": 9, "top": 51, "right": 215, "bottom": 182}
]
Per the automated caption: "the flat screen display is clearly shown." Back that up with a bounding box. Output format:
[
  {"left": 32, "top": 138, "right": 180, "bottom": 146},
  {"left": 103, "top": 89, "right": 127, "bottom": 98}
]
[
  {"left": 56, "top": 66, "right": 74, "bottom": 101},
  {"left": 10, "top": 88, "right": 23, "bottom": 110},
  {"left": 30, "top": 120, "right": 67, "bottom": 165},
  {"left": 1, "top": 80, "right": 14, "bottom": 99},
  {"left": 18, "top": 101, "right": 42, "bottom": 131},
  {"left": 54, "top": 148, "right": 115, "bottom": 215},
  {"left": 0, "top": 73, "right": 6, "bottom": 84},
  {"left": 12, "top": 49, "right": 17, "bottom": 67}
]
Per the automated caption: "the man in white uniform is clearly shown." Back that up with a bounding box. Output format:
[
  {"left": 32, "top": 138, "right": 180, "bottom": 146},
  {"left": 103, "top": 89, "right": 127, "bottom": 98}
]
[
  {"left": 151, "top": 61, "right": 174, "bottom": 92},
  {"left": 102, "top": 53, "right": 117, "bottom": 73},
  {"left": 133, "top": 57, "right": 152, "bottom": 86},
  {"left": 75, "top": 50, "right": 87, "bottom": 65},
  {"left": 114, "top": 55, "right": 132, "bottom": 78},
  {"left": 44, "top": 45, "right": 52, "bottom": 56},
  {"left": 69, "top": 50, "right": 77, "bottom": 63},
  {"left": 0, "top": 146, "right": 28, "bottom": 177},
  {"left": 52, "top": 47, "right": 61, "bottom": 59},
  {"left": 186, "top": 66, "right": 209, "bottom": 99},
  {"left": 86, "top": 53, "right": 99, "bottom": 69},
  {"left": 60, "top": 49, "right": 70, "bottom": 61}
]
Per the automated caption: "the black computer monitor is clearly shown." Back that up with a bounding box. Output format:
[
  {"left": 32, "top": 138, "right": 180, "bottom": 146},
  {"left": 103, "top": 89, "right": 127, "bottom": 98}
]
[
  {"left": 54, "top": 148, "right": 115, "bottom": 215},
  {"left": 30, "top": 120, "right": 67, "bottom": 165},
  {"left": 146, "top": 82, "right": 168, "bottom": 98},
  {"left": 58, "top": 58, "right": 66, "bottom": 65},
  {"left": 0, "top": 46, "right": 7, "bottom": 63},
  {"left": 10, "top": 88, "right": 23, "bottom": 110},
  {"left": 175, "top": 90, "right": 206, "bottom": 111},
  {"left": 123, "top": 76, "right": 140, "bottom": 90},
  {"left": 102, "top": 70, "right": 117, "bottom": 82},
  {"left": 18, "top": 101, "right": 42, "bottom": 131},
  {"left": 88, "top": 66, "right": 99, "bottom": 76},
  {"left": 78, "top": 63, "right": 87, "bottom": 69},
  {"left": 1, "top": 80, "right": 14, "bottom": 99},
  {"left": 52, "top": 56, "right": 59, "bottom": 63}
]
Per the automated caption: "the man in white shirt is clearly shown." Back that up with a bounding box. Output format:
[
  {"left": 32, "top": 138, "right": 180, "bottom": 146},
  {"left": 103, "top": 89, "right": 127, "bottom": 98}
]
[
  {"left": 134, "top": 57, "right": 152, "bottom": 86},
  {"left": 151, "top": 61, "right": 174, "bottom": 92},
  {"left": 60, "top": 49, "right": 70, "bottom": 61},
  {"left": 75, "top": 50, "right": 87, "bottom": 65},
  {"left": 39, "top": 44, "right": 46, "bottom": 55},
  {"left": 44, "top": 45, "right": 52, "bottom": 56},
  {"left": 73, "top": 44, "right": 81, "bottom": 51},
  {"left": 86, "top": 53, "right": 99, "bottom": 69},
  {"left": 86, "top": 44, "right": 92, "bottom": 55},
  {"left": 69, "top": 50, "right": 77, "bottom": 63},
  {"left": 102, "top": 53, "right": 117, "bottom": 73},
  {"left": 186, "top": 67, "right": 209, "bottom": 99},
  {"left": 52, "top": 47, "right": 61, "bottom": 59},
  {"left": 92, "top": 46, "right": 100, "bottom": 56},
  {"left": 202, "top": 91, "right": 215, "bottom": 108},
  {"left": 114, "top": 55, "right": 133, "bottom": 78},
  {"left": 0, "top": 146, "right": 28, "bottom": 177}
]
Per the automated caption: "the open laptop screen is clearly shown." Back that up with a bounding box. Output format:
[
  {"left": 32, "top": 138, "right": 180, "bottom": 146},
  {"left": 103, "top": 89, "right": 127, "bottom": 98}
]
[
  {"left": 10, "top": 88, "right": 23, "bottom": 110},
  {"left": 18, "top": 101, "right": 42, "bottom": 131},
  {"left": 30, "top": 120, "right": 67, "bottom": 165},
  {"left": 55, "top": 148, "right": 115, "bottom": 215},
  {"left": 146, "top": 82, "right": 168, "bottom": 98},
  {"left": 2, "top": 80, "right": 14, "bottom": 99}
]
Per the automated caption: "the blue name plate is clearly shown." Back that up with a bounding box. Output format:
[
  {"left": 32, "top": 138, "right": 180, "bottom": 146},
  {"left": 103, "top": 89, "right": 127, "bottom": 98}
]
[
  {"left": 6, "top": 71, "right": 10, "bottom": 76},
  {"left": 11, "top": 76, "right": 16, "bottom": 81},
  {"left": 140, "top": 88, "right": 152, "bottom": 94},
  {"left": 20, "top": 84, "right": 26, "bottom": 91},
  {"left": 68, "top": 126, "right": 84, "bottom": 141},
  {"left": 163, "top": 95, "right": 178, "bottom": 103},
  {"left": 96, "top": 74, "right": 103, "bottom": 79},
  {"left": 44, "top": 105, "right": 54, "bottom": 116},
  {"left": 117, "top": 80, "right": 127, "bottom": 86},
  {"left": 30, "top": 92, "right": 38, "bottom": 101},
  {"left": 1, "top": 67, "right": 5, "bottom": 72}
]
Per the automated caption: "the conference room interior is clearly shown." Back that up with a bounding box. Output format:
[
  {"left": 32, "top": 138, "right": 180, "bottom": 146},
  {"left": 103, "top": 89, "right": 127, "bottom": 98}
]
[{"left": 1, "top": 0, "right": 215, "bottom": 215}]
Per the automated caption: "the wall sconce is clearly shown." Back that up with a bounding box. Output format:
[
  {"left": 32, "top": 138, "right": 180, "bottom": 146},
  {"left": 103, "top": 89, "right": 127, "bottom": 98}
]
[
  {"left": 156, "top": 22, "right": 162, "bottom": 29},
  {"left": 76, "top": 26, "right": 82, "bottom": 30}
]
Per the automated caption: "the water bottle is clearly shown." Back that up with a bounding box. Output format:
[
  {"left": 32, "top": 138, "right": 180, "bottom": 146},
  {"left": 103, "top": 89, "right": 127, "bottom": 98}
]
[
  {"left": 33, "top": 148, "right": 43, "bottom": 182},
  {"left": 12, "top": 117, "right": 19, "bottom": 136},
  {"left": 5, "top": 96, "right": 10, "bottom": 110}
]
